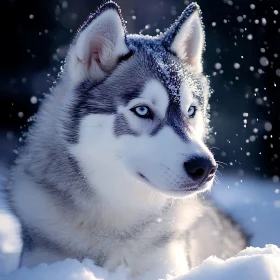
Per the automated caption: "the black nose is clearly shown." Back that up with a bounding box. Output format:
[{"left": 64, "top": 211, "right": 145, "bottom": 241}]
[{"left": 184, "top": 157, "right": 217, "bottom": 182}]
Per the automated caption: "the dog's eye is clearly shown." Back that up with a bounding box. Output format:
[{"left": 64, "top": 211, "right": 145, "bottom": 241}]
[
  {"left": 188, "top": 106, "right": 196, "bottom": 118},
  {"left": 131, "top": 106, "right": 152, "bottom": 118}
]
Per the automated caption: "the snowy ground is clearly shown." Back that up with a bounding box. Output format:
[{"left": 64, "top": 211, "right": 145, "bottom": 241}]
[
  {"left": 0, "top": 169, "right": 279, "bottom": 279},
  {"left": 211, "top": 174, "right": 280, "bottom": 248},
  {"left": 1, "top": 245, "right": 280, "bottom": 280}
]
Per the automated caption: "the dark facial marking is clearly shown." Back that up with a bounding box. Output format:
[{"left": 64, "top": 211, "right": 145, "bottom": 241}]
[
  {"left": 64, "top": 79, "right": 118, "bottom": 144},
  {"left": 114, "top": 114, "right": 138, "bottom": 138},
  {"left": 152, "top": 231, "right": 176, "bottom": 248},
  {"left": 150, "top": 121, "right": 165, "bottom": 136},
  {"left": 166, "top": 102, "right": 189, "bottom": 142},
  {"left": 117, "top": 50, "right": 134, "bottom": 64},
  {"left": 149, "top": 101, "right": 189, "bottom": 142}
]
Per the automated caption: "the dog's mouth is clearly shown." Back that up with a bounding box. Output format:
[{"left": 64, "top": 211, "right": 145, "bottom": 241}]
[
  {"left": 171, "top": 184, "right": 199, "bottom": 194},
  {"left": 166, "top": 182, "right": 211, "bottom": 198},
  {"left": 179, "top": 177, "right": 213, "bottom": 192},
  {"left": 178, "top": 182, "right": 203, "bottom": 191},
  {"left": 136, "top": 172, "right": 211, "bottom": 197},
  {"left": 137, "top": 172, "right": 150, "bottom": 183}
]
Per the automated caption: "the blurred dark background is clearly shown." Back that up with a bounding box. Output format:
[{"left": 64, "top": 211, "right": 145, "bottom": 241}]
[{"left": 1, "top": 0, "right": 280, "bottom": 182}]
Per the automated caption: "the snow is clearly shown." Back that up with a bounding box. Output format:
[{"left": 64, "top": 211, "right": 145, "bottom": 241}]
[
  {"left": 0, "top": 170, "right": 280, "bottom": 279},
  {"left": 1, "top": 260, "right": 132, "bottom": 280},
  {"left": 180, "top": 245, "right": 280, "bottom": 280}
]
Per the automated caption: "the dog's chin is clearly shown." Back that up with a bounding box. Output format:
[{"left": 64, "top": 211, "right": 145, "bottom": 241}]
[
  {"left": 162, "top": 184, "right": 211, "bottom": 198},
  {"left": 136, "top": 172, "right": 213, "bottom": 199}
]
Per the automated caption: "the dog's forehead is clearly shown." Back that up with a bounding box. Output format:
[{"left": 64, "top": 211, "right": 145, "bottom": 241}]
[
  {"left": 127, "top": 36, "right": 182, "bottom": 102},
  {"left": 127, "top": 36, "right": 205, "bottom": 107},
  {"left": 139, "top": 79, "right": 169, "bottom": 117},
  {"left": 140, "top": 79, "right": 168, "bottom": 103}
]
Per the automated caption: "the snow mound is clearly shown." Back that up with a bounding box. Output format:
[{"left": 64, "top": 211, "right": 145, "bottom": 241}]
[
  {"left": 0, "top": 245, "right": 279, "bottom": 280},
  {"left": 179, "top": 245, "right": 280, "bottom": 280},
  {"left": 1, "top": 260, "right": 132, "bottom": 280},
  {"left": 0, "top": 168, "right": 22, "bottom": 275},
  {"left": 0, "top": 209, "right": 22, "bottom": 275}
]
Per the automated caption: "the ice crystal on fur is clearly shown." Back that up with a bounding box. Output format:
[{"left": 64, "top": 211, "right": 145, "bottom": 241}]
[
  {"left": 162, "top": 3, "right": 202, "bottom": 49},
  {"left": 77, "top": 1, "right": 127, "bottom": 38}
]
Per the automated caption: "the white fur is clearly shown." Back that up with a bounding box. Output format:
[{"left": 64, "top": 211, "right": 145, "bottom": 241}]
[
  {"left": 70, "top": 114, "right": 168, "bottom": 222},
  {"left": 170, "top": 11, "right": 204, "bottom": 73}
]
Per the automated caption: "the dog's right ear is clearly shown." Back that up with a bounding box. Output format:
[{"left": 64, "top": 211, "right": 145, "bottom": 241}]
[
  {"left": 162, "top": 3, "right": 204, "bottom": 73},
  {"left": 66, "top": 2, "right": 129, "bottom": 83}
]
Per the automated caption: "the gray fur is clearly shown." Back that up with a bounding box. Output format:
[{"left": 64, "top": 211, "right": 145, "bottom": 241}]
[{"left": 114, "top": 114, "right": 138, "bottom": 137}]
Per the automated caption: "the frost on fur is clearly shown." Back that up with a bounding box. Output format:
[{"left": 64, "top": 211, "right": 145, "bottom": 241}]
[
  {"left": 67, "top": 2, "right": 129, "bottom": 83},
  {"left": 163, "top": 3, "right": 205, "bottom": 73}
]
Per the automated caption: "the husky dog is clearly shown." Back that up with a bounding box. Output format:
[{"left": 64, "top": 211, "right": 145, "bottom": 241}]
[{"left": 6, "top": 1, "right": 242, "bottom": 277}]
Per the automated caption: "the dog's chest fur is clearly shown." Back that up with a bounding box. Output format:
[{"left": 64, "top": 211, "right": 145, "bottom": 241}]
[{"left": 11, "top": 164, "right": 202, "bottom": 275}]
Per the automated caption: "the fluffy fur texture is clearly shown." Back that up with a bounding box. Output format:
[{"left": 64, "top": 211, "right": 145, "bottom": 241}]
[{"left": 5, "top": 2, "right": 243, "bottom": 278}]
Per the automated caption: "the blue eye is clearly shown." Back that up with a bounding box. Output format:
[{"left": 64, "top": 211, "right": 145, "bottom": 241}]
[
  {"left": 135, "top": 106, "right": 148, "bottom": 116},
  {"left": 131, "top": 106, "right": 152, "bottom": 118},
  {"left": 188, "top": 106, "right": 196, "bottom": 118}
]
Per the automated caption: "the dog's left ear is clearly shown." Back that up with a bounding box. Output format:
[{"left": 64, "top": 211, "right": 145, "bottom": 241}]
[{"left": 162, "top": 3, "right": 205, "bottom": 73}]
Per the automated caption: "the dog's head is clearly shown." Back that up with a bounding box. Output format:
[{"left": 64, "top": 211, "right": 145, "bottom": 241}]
[{"left": 65, "top": 2, "right": 216, "bottom": 201}]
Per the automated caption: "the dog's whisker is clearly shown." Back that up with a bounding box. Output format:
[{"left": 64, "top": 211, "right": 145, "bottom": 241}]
[
  {"left": 216, "top": 169, "right": 223, "bottom": 176},
  {"left": 216, "top": 160, "right": 228, "bottom": 166},
  {"left": 209, "top": 147, "right": 220, "bottom": 151}
]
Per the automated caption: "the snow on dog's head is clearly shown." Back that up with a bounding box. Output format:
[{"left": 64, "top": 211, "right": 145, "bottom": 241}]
[{"left": 65, "top": 2, "right": 216, "bottom": 202}]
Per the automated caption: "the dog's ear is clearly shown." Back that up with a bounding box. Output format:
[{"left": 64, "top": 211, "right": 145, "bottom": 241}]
[
  {"left": 162, "top": 3, "right": 204, "bottom": 73},
  {"left": 66, "top": 2, "right": 129, "bottom": 83}
]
